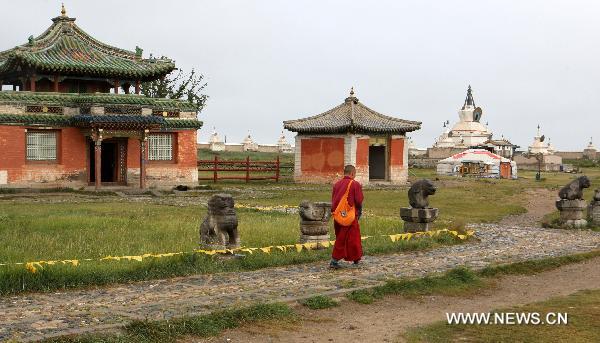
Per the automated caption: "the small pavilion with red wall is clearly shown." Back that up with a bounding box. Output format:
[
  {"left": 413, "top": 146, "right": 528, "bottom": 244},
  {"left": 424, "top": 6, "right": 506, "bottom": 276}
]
[
  {"left": 284, "top": 89, "right": 421, "bottom": 184},
  {"left": 0, "top": 6, "right": 202, "bottom": 189}
]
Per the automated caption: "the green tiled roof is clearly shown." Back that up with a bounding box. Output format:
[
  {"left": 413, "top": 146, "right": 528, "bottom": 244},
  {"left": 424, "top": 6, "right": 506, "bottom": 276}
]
[
  {"left": 0, "top": 15, "right": 174, "bottom": 80},
  {"left": 284, "top": 93, "right": 421, "bottom": 134},
  {"left": 0, "top": 113, "right": 203, "bottom": 130},
  {"left": 0, "top": 114, "right": 71, "bottom": 126},
  {"left": 164, "top": 119, "right": 204, "bottom": 129},
  {"left": 0, "top": 91, "right": 198, "bottom": 112}
]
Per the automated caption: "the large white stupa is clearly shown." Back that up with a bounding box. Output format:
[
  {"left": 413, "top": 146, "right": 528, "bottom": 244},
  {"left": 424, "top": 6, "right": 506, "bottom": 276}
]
[
  {"left": 527, "top": 125, "right": 552, "bottom": 155},
  {"left": 434, "top": 86, "right": 493, "bottom": 148}
]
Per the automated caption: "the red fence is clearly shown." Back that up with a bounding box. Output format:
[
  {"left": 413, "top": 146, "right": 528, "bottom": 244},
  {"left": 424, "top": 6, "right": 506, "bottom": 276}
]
[{"left": 198, "top": 156, "right": 281, "bottom": 182}]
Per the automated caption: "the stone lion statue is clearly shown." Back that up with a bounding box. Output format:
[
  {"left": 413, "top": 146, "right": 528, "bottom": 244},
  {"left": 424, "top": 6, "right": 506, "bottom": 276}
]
[
  {"left": 593, "top": 189, "right": 600, "bottom": 202},
  {"left": 408, "top": 179, "right": 436, "bottom": 209},
  {"left": 299, "top": 201, "right": 331, "bottom": 222},
  {"left": 200, "top": 194, "right": 240, "bottom": 249},
  {"left": 558, "top": 176, "right": 591, "bottom": 200}
]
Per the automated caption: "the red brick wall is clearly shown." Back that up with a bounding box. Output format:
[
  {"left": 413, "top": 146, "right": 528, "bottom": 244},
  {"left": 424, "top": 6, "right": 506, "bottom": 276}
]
[
  {"left": 0, "top": 125, "right": 87, "bottom": 184},
  {"left": 0, "top": 126, "right": 25, "bottom": 182},
  {"left": 176, "top": 130, "right": 198, "bottom": 168},
  {"left": 356, "top": 138, "right": 370, "bottom": 167},
  {"left": 300, "top": 137, "right": 345, "bottom": 175},
  {"left": 128, "top": 131, "right": 197, "bottom": 168},
  {"left": 389, "top": 137, "right": 405, "bottom": 166}
]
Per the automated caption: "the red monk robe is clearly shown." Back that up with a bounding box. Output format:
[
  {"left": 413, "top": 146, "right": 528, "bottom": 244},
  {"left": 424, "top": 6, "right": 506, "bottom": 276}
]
[{"left": 331, "top": 175, "right": 364, "bottom": 262}]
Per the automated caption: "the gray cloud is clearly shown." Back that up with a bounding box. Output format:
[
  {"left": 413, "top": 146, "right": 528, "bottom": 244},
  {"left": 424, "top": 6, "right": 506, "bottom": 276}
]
[{"left": 3, "top": 0, "right": 599, "bottom": 150}]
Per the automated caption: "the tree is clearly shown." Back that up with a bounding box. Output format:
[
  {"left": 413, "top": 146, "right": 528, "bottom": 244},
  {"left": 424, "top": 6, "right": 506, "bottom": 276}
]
[{"left": 141, "top": 69, "right": 208, "bottom": 113}]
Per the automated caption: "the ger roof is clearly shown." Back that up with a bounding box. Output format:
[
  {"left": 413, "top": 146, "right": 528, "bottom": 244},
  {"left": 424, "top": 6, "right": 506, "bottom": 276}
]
[
  {"left": 0, "top": 6, "right": 175, "bottom": 81},
  {"left": 283, "top": 89, "right": 421, "bottom": 134}
]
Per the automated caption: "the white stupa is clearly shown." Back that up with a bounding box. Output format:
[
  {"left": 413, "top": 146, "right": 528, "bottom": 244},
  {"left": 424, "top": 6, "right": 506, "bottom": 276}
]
[
  {"left": 528, "top": 125, "right": 551, "bottom": 155},
  {"left": 242, "top": 131, "right": 258, "bottom": 152},
  {"left": 546, "top": 138, "right": 556, "bottom": 154},
  {"left": 433, "top": 123, "right": 457, "bottom": 148},
  {"left": 277, "top": 131, "right": 293, "bottom": 153},
  {"left": 209, "top": 127, "right": 225, "bottom": 151},
  {"left": 446, "top": 86, "right": 493, "bottom": 148},
  {"left": 586, "top": 137, "right": 597, "bottom": 151}
]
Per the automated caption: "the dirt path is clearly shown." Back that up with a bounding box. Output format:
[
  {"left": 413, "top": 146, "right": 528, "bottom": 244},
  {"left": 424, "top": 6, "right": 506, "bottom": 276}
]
[
  {"left": 499, "top": 188, "right": 556, "bottom": 227},
  {"left": 191, "top": 257, "right": 600, "bottom": 343}
]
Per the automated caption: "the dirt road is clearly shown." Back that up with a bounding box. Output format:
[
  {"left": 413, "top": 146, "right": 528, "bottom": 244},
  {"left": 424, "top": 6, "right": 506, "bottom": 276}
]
[{"left": 193, "top": 257, "right": 600, "bottom": 343}]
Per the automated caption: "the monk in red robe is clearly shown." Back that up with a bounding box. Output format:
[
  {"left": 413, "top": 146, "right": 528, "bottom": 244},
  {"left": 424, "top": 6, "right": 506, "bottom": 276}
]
[{"left": 330, "top": 165, "right": 364, "bottom": 269}]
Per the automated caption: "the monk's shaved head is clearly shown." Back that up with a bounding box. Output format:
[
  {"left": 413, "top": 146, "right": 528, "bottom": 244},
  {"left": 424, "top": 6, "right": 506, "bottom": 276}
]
[{"left": 344, "top": 165, "right": 356, "bottom": 176}]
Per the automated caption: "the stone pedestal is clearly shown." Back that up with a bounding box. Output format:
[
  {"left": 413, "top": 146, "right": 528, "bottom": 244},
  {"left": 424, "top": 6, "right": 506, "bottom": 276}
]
[
  {"left": 400, "top": 207, "right": 439, "bottom": 233},
  {"left": 299, "top": 201, "right": 331, "bottom": 248},
  {"left": 555, "top": 199, "right": 587, "bottom": 228},
  {"left": 588, "top": 200, "right": 600, "bottom": 226}
]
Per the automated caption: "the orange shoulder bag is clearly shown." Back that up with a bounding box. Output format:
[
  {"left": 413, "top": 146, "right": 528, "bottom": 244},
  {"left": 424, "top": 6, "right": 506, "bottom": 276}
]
[{"left": 332, "top": 180, "right": 356, "bottom": 226}]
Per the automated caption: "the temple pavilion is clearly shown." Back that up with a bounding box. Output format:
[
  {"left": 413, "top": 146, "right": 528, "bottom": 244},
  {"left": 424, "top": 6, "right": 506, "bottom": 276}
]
[
  {"left": 284, "top": 88, "right": 421, "bottom": 184},
  {"left": 0, "top": 6, "right": 202, "bottom": 188}
]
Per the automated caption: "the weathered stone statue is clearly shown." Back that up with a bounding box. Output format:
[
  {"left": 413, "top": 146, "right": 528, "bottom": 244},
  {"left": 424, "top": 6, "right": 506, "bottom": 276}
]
[
  {"left": 589, "top": 189, "right": 600, "bottom": 226},
  {"left": 408, "top": 179, "right": 437, "bottom": 208},
  {"left": 556, "top": 176, "right": 590, "bottom": 229},
  {"left": 558, "top": 176, "right": 590, "bottom": 200},
  {"left": 298, "top": 201, "right": 331, "bottom": 246},
  {"left": 401, "top": 179, "right": 439, "bottom": 232},
  {"left": 200, "top": 194, "right": 240, "bottom": 249}
]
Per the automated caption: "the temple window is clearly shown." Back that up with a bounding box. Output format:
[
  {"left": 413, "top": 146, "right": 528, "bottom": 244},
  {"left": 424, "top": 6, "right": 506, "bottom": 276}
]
[
  {"left": 26, "top": 131, "right": 58, "bottom": 161},
  {"left": 148, "top": 133, "right": 173, "bottom": 161}
]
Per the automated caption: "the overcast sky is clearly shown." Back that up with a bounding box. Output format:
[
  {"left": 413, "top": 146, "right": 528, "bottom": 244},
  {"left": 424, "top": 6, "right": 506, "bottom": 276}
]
[{"left": 3, "top": 1, "right": 599, "bottom": 150}]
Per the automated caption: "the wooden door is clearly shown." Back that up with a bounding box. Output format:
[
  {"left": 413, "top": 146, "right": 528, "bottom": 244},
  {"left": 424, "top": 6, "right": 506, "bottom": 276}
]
[{"left": 500, "top": 162, "right": 511, "bottom": 179}]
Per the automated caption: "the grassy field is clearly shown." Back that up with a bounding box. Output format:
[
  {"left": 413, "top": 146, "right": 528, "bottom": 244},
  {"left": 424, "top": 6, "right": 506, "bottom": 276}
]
[{"left": 1, "top": 167, "right": 599, "bottom": 294}]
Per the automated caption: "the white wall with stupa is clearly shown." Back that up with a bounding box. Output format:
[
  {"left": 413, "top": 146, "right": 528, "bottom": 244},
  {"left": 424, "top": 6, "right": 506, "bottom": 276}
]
[
  {"left": 513, "top": 125, "right": 563, "bottom": 171},
  {"left": 197, "top": 129, "right": 295, "bottom": 154}
]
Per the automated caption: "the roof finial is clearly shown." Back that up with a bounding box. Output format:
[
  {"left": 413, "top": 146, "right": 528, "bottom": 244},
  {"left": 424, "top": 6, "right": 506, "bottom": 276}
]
[
  {"left": 61, "top": 3, "right": 67, "bottom": 17},
  {"left": 462, "top": 85, "right": 475, "bottom": 109},
  {"left": 350, "top": 86, "right": 355, "bottom": 97}
]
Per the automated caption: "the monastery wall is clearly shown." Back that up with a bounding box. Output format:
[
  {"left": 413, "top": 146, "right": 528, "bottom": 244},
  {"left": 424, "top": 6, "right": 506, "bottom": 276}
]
[
  {"left": 295, "top": 136, "right": 345, "bottom": 183},
  {"left": 0, "top": 126, "right": 87, "bottom": 186},
  {"left": 389, "top": 136, "right": 408, "bottom": 184},
  {"left": 127, "top": 130, "right": 198, "bottom": 187}
]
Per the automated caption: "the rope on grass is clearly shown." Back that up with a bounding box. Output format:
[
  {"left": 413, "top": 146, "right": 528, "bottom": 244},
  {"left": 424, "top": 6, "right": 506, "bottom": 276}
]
[{"left": 1, "top": 229, "right": 474, "bottom": 273}]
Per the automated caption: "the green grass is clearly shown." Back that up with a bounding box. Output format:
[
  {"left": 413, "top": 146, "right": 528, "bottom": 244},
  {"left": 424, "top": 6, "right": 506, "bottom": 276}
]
[
  {"left": 2, "top": 168, "right": 599, "bottom": 295},
  {"left": 43, "top": 302, "right": 294, "bottom": 343},
  {"left": 300, "top": 295, "right": 339, "bottom": 309},
  {"left": 405, "top": 289, "right": 600, "bottom": 343},
  {"left": 0, "top": 231, "right": 463, "bottom": 295},
  {"left": 479, "top": 250, "right": 600, "bottom": 277},
  {"left": 197, "top": 148, "right": 294, "bottom": 164}
]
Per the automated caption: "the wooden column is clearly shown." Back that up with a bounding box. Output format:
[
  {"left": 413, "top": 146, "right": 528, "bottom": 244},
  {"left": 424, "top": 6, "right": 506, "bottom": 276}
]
[
  {"left": 29, "top": 75, "right": 36, "bottom": 92},
  {"left": 114, "top": 80, "right": 120, "bottom": 94},
  {"left": 94, "top": 136, "right": 103, "bottom": 190},
  {"left": 135, "top": 80, "right": 141, "bottom": 94},
  {"left": 12, "top": 84, "right": 17, "bottom": 91},
  {"left": 53, "top": 74, "right": 59, "bottom": 92},
  {"left": 139, "top": 131, "right": 148, "bottom": 189}
]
